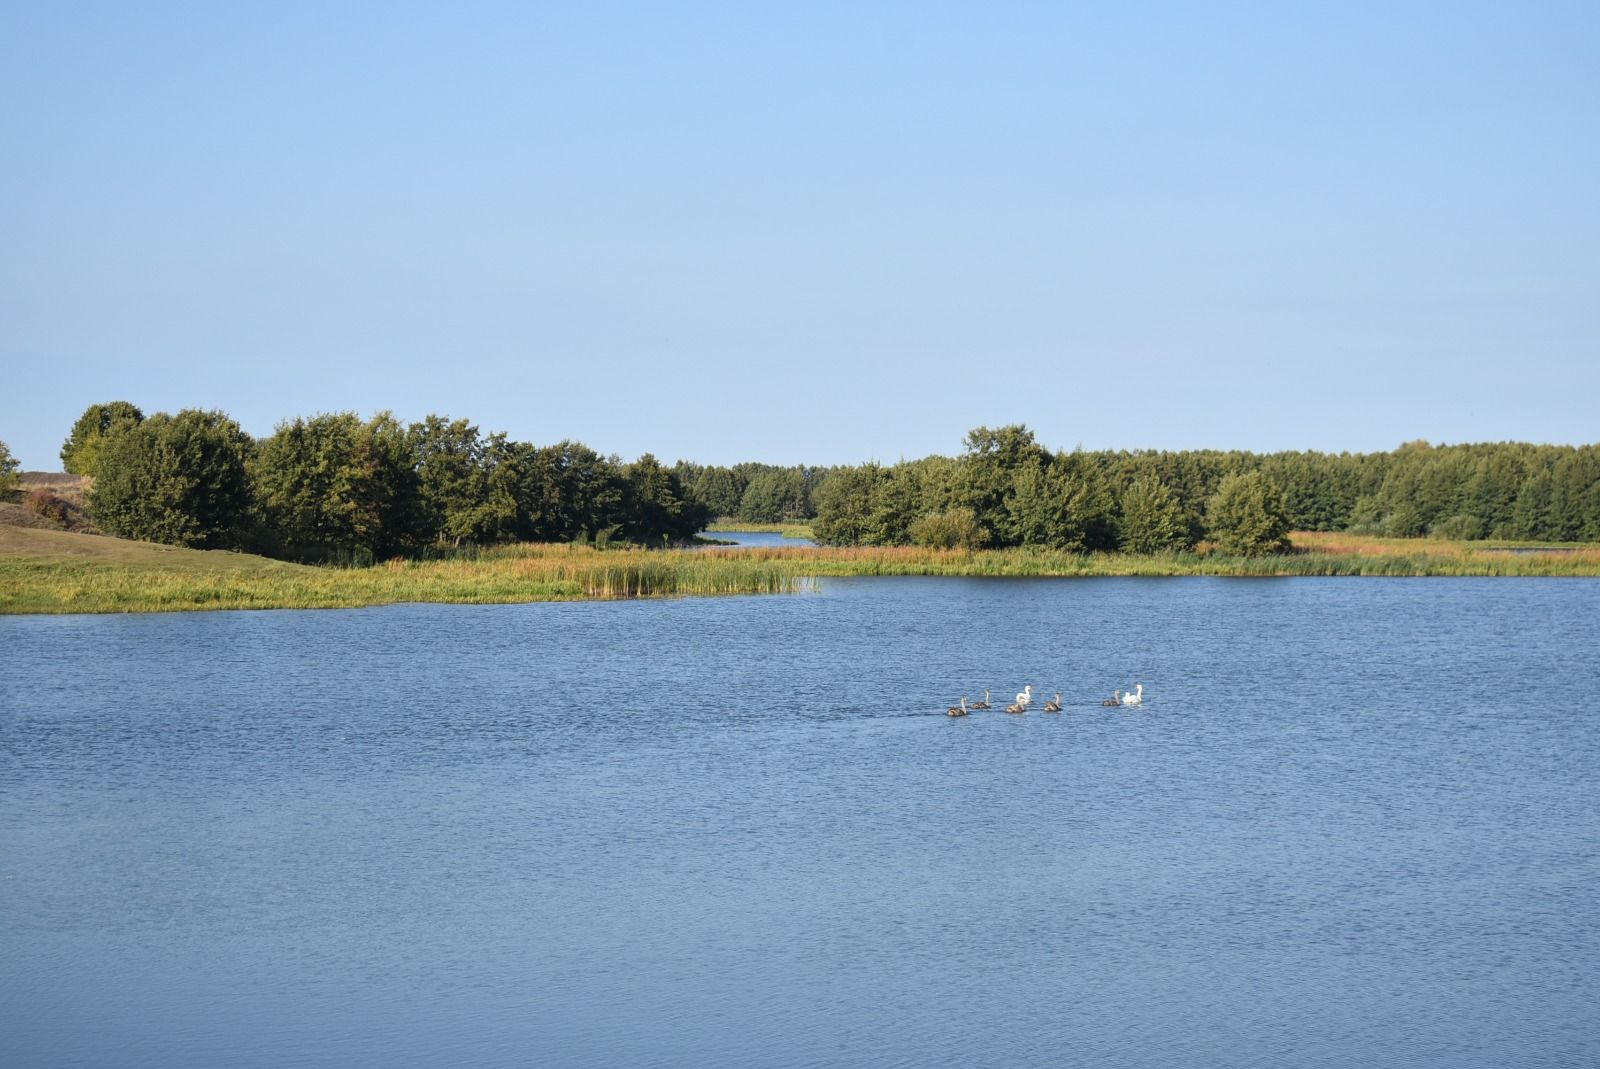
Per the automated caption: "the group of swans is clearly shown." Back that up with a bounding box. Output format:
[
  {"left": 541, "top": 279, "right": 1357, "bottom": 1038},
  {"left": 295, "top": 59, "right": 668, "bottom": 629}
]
[{"left": 948, "top": 682, "right": 1144, "bottom": 716}]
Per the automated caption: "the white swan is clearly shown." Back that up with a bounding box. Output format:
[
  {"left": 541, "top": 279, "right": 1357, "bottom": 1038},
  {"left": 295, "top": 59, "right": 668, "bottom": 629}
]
[
  {"left": 1015, "top": 685, "right": 1033, "bottom": 708},
  {"left": 1122, "top": 683, "right": 1144, "bottom": 706}
]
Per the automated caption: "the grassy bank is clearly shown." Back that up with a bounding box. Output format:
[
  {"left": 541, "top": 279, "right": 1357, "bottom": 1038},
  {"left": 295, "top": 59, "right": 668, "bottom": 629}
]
[
  {"left": 0, "top": 527, "right": 808, "bottom": 614},
  {"left": 3, "top": 526, "right": 1597, "bottom": 615},
  {"left": 743, "top": 536, "right": 1600, "bottom": 579},
  {"left": 704, "top": 520, "right": 816, "bottom": 539}
]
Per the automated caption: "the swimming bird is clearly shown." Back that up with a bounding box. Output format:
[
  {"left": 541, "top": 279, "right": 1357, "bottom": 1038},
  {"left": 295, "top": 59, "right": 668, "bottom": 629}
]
[
  {"left": 1004, "top": 700, "right": 1027, "bottom": 714},
  {"left": 970, "top": 689, "right": 992, "bottom": 710},
  {"left": 1043, "top": 693, "right": 1062, "bottom": 712},
  {"left": 1122, "top": 683, "right": 1145, "bottom": 706},
  {"left": 947, "top": 697, "right": 970, "bottom": 717},
  {"left": 1101, "top": 690, "right": 1122, "bottom": 707},
  {"left": 1015, "top": 684, "right": 1033, "bottom": 709}
]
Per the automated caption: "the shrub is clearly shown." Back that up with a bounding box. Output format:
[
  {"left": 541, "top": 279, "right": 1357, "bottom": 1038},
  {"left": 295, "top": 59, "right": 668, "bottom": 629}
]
[
  {"left": 23, "top": 488, "right": 72, "bottom": 525},
  {"left": 1430, "top": 514, "right": 1484, "bottom": 541},
  {"left": 908, "top": 506, "right": 986, "bottom": 550}
]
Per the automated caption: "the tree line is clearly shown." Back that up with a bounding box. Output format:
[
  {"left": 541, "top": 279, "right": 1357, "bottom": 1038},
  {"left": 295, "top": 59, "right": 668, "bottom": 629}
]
[
  {"left": 806, "top": 427, "right": 1600, "bottom": 552},
  {"left": 37, "top": 403, "right": 1600, "bottom": 560},
  {"left": 60, "top": 402, "right": 710, "bottom": 562}
]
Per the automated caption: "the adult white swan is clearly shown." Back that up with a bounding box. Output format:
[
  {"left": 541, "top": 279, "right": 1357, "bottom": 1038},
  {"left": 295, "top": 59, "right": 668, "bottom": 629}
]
[
  {"left": 1015, "top": 685, "right": 1033, "bottom": 709},
  {"left": 1122, "top": 683, "right": 1145, "bottom": 706}
]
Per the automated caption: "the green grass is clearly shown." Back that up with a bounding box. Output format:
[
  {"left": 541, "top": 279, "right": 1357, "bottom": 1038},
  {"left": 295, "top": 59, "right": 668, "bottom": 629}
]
[
  {"left": 0, "top": 527, "right": 807, "bottom": 614},
  {"left": 703, "top": 519, "right": 815, "bottom": 539},
  {"left": 3, "top": 526, "right": 1597, "bottom": 615}
]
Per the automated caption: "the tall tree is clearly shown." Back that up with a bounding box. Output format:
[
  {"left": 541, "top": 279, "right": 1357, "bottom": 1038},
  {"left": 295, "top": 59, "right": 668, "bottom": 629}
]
[
  {"left": 409, "top": 416, "right": 496, "bottom": 546},
  {"left": 959, "top": 425, "right": 1051, "bottom": 546}
]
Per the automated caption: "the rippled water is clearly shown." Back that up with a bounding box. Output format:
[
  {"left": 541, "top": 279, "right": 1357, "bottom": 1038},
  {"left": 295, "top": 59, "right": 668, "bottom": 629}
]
[{"left": 3, "top": 577, "right": 1597, "bottom": 1068}]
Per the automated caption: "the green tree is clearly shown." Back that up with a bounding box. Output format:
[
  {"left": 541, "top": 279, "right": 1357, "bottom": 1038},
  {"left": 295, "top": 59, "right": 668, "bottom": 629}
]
[
  {"left": 408, "top": 415, "right": 499, "bottom": 546},
  {"left": 252, "top": 412, "right": 419, "bottom": 560},
  {"left": 88, "top": 409, "right": 255, "bottom": 547},
  {"left": 1205, "top": 471, "right": 1291, "bottom": 555},
  {"left": 812, "top": 464, "right": 887, "bottom": 545},
  {"left": 1006, "top": 458, "right": 1115, "bottom": 551},
  {"left": 737, "top": 469, "right": 809, "bottom": 523},
  {"left": 60, "top": 401, "right": 145, "bottom": 476},
  {"left": 0, "top": 439, "right": 20, "bottom": 495},
  {"left": 958, "top": 425, "right": 1051, "bottom": 546},
  {"left": 623, "top": 453, "right": 711, "bottom": 544},
  {"left": 1549, "top": 447, "right": 1600, "bottom": 541},
  {"left": 510, "top": 440, "right": 627, "bottom": 542},
  {"left": 1508, "top": 467, "right": 1555, "bottom": 540},
  {"left": 691, "top": 466, "right": 745, "bottom": 517},
  {"left": 1118, "top": 475, "right": 1193, "bottom": 553}
]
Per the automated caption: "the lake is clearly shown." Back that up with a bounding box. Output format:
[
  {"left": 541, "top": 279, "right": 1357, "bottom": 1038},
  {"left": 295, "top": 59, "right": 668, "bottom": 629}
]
[{"left": 3, "top": 577, "right": 1597, "bottom": 1068}]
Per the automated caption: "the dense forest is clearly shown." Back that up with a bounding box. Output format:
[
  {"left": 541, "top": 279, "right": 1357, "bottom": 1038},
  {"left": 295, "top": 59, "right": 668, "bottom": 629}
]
[
  {"left": 805, "top": 427, "right": 1600, "bottom": 551},
  {"left": 25, "top": 402, "right": 1600, "bottom": 563}
]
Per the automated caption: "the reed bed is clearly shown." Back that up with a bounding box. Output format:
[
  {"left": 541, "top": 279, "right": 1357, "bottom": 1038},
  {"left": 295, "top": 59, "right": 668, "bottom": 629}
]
[{"left": 3, "top": 527, "right": 1597, "bottom": 614}]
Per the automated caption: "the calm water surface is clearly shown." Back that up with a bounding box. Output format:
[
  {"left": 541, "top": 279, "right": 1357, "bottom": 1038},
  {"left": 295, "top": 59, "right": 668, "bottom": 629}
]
[
  {"left": 3, "top": 577, "right": 1597, "bottom": 1068},
  {"left": 701, "top": 530, "right": 816, "bottom": 548}
]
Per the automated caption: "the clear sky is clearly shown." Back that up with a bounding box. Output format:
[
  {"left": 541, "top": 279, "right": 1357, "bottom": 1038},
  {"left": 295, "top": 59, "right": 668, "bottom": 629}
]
[{"left": 3, "top": 2, "right": 1597, "bottom": 470}]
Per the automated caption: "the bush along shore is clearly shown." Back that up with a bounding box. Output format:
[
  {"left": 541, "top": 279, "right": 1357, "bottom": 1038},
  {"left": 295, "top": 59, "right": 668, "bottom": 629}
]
[{"left": 2, "top": 526, "right": 1597, "bottom": 615}]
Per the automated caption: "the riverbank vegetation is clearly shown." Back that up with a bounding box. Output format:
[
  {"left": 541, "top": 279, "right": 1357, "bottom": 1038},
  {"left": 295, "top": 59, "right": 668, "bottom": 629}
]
[
  {"left": 12, "top": 402, "right": 1600, "bottom": 574},
  {"left": 809, "top": 427, "right": 1600, "bottom": 552},
  {"left": 61, "top": 405, "right": 711, "bottom": 561},
  {"left": 704, "top": 520, "right": 816, "bottom": 538},
  {"left": 0, "top": 527, "right": 809, "bottom": 613},
  {"left": 4, "top": 526, "right": 1597, "bottom": 615}
]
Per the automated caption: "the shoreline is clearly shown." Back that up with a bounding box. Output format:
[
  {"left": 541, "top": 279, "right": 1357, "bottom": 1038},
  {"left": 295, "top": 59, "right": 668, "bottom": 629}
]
[{"left": 3, "top": 526, "right": 1599, "bottom": 615}]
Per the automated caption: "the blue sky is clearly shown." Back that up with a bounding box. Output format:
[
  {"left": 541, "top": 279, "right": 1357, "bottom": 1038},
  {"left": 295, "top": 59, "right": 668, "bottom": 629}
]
[{"left": 3, "top": 2, "right": 1597, "bottom": 470}]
